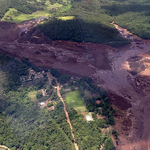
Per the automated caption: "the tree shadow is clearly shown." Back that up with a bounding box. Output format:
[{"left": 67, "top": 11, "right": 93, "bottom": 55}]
[{"left": 39, "top": 18, "right": 129, "bottom": 47}]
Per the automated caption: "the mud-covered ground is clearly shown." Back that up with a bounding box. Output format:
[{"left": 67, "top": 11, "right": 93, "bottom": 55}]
[{"left": 0, "top": 20, "right": 150, "bottom": 150}]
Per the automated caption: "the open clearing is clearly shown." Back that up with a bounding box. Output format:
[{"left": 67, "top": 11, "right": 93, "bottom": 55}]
[
  {"left": 65, "top": 91, "right": 87, "bottom": 112},
  {"left": 28, "top": 91, "right": 37, "bottom": 102}
]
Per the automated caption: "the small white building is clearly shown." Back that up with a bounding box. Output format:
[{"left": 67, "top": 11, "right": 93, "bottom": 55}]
[
  {"left": 85, "top": 113, "right": 93, "bottom": 121},
  {"left": 39, "top": 102, "right": 45, "bottom": 106}
]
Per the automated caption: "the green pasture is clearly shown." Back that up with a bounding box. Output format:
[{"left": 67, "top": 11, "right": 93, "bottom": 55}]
[
  {"left": 1, "top": 8, "right": 50, "bottom": 23},
  {"left": 28, "top": 91, "right": 37, "bottom": 102},
  {"left": 65, "top": 90, "right": 87, "bottom": 112}
]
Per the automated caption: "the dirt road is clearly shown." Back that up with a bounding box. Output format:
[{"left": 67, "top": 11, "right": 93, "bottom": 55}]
[
  {"left": 0, "top": 145, "right": 10, "bottom": 150},
  {"left": 47, "top": 72, "right": 79, "bottom": 150}
]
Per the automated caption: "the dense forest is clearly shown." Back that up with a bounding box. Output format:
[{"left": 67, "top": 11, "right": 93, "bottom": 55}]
[
  {"left": 0, "top": 54, "right": 75, "bottom": 150},
  {"left": 68, "top": 0, "right": 150, "bottom": 39}
]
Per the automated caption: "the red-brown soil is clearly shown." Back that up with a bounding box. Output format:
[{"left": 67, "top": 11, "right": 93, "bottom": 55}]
[
  {"left": 0, "top": 22, "right": 19, "bottom": 42},
  {"left": 1, "top": 19, "right": 150, "bottom": 150}
]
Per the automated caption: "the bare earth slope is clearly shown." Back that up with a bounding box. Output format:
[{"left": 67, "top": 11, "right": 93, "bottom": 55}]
[{"left": 0, "top": 19, "right": 150, "bottom": 150}]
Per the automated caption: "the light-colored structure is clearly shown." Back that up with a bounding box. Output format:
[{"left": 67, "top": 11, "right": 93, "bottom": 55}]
[{"left": 85, "top": 113, "right": 93, "bottom": 121}]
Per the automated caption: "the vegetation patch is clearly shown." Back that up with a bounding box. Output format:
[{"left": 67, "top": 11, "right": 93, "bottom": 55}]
[
  {"left": 0, "top": 0, "right": 70, "bottom": 23},
  {"left": 28, "top": 91, "right": 37, "bottom": 101},
  {"left": 65, "top": 90, "right": 87, "bottom": 112},
  {"left": 1, "top": 8, "right": 50, "bottom": 23},
  {"left": 39, "top": 17, "right": 129, "bottom": 46},
  {"left": 74, "top": 106, "right": 87, "bottom": 113},
  {"left": 57, "top": 16, "right": 74, "bottom": 20}
]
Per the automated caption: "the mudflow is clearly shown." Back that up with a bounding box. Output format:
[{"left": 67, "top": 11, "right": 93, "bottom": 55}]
[{"left": 1, "top": 19, "right": 150, "bottom": 150}]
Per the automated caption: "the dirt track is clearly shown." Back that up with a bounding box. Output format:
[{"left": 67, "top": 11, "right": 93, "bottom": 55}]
[
  {"left": 47, "top": 72, "right": 79, "bottom": 150},
  {"left": 0, "top": 145, "right": 10, "bottom": 150},
  {"left": 1, "top": 20, "right": 150, "bottom": 150}
]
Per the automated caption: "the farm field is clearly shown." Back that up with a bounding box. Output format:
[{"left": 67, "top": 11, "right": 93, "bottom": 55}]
[
  {"left": 65, "top": 90, "right": 87, "bottom": 112},
  {"left": 28, "top": 91, "right": 37, "bottom": 102}
]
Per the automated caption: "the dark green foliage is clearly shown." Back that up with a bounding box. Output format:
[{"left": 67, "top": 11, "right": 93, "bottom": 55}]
[
  {"left": 38, "top": 95, "right": 49, "bottom": 102},
  {"left": 0, "top": 114, "right": 20, "bottom": 148},
  {"left": 36, "top": 91, "right": 43, "bottom": 99},
  {"left": 71, "top": 86, "right": 75, "bottom": 91},
  {"left": 58, "top": 74, "right": 71, "bottom": 84},
  {"left": 47, "top": 102, "right": 53, "bottom": 107},
  {"left": 46, "top": 85, "right": 55, "bottom": 95},
  {"left": 68, "top": 107, "right": 108, "bottom": 150},
  {"left": 0, "top": 0, "right": 10, "bottom": 19},
  {"left": 50, "top": 68, "right": 62, "bottom": 78},
  {"left": 0, "top": 88, "right": 74, "bottom": 150},
  {"left": 39, "top": 18, "right": 129, "bottom": 46},
  {"left": 112, "top": 129, "right": 119, "bottom": 139},
  {"left": 107, "top": 115, "right": 115, "bottom": 125},
  {"left": 51, "top": 79, "right": 57, "bottom": 86},
  {"left": 80, "top": 77, "right": 93, "bottom": 85},
  {"left": 103, "top": 137, "right": 116, "bottom": 150},
  {"left": 50, "top": 101, "right": 73, "bottom": 140},
  {"left": 0, "top": 54, "right": 29, "bottom": 92},
  {"left": 51, "top": 92, "right": 59, "bottom": 101},
  {"left": 100, "top": 0, "right": 150, "bottom": 39},
  {"left": 36, "top": 91, "right": 50, "bottom": 102},
  {"left": 49, "top": 0, "right": 58, "bottom": 5},
  {"left": 70, "top": 0, "right": 150, "bottom": 39},
  {"left": 10, "top": 0, "right": 45, "bottom": 14},
  {"left": 35, "top": 80, "right": 45, "bottom": 89}
]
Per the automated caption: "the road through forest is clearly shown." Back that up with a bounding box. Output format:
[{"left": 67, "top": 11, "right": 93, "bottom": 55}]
[{"left": 47, "top": 72, "right": 79, "bottom": 150}]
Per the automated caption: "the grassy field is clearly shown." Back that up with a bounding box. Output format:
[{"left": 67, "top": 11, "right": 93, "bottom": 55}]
[
  {"left": 57, "top": 16, "right": 74, "bottom": 20},
  {"left": 1, "top": 8, "right": 50, "bottom": 23},
  {"left": 65, "top": 90, "right": 87, "bottom": 112},
  {"left": 0, "top": 0, "right": 68, "bottom": 23},
  {"left": 28, "top": 91, "right": 37, "bottom": 102}
]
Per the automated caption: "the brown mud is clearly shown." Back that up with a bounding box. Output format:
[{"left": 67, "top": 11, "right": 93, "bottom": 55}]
[{"left": 0, "top": 19, "right": 150, "bottom": 150}]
